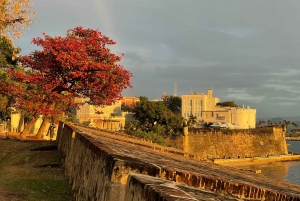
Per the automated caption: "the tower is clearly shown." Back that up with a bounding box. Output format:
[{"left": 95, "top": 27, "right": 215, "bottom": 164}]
[{"left": 173, "top": 83, "right": 177, "bottom": 97}]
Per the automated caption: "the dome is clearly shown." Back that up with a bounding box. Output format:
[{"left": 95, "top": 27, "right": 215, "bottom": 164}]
[{"left": 161, "top": 92, "right": 168, "bottom": 100}]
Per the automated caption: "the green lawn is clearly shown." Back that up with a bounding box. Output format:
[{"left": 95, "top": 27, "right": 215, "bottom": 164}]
[{"left": 0, "top": 139, "right": 74, "bottom": 201}]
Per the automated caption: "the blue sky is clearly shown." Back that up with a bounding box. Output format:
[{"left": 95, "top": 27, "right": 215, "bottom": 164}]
[{"left": 16, "top": 0, "right": 300, "bottom": 119}]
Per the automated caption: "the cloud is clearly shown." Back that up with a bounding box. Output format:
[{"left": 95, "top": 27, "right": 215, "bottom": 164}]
[
  {"left": 279, "top": 102, "right": 297, "bottom": 106},
  {"left": 225, "top": 88, "right": 265, "bottom": 103},
  {"left": 15, "top": 0, "right": 300, "bottom": 118}
]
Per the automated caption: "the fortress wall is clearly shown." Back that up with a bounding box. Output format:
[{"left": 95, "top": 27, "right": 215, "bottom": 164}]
[
  {"left": 57, "top": 123, "right": 300, "bottom": 201},
  {"left": 58, "top": 124, "right": 161, "bottom": 201},
  {"left": 166, "top": 127, "right": 288, "bottom": 159},
  {"left": 186, "top": 127, "right": 287, "bottom": 158}
]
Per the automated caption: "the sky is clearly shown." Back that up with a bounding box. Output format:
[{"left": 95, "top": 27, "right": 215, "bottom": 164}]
[{"left": 16, "top": 0, "right": 300, "bottom": 119}]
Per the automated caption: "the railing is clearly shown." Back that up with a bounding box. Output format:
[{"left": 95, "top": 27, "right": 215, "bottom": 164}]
[{"left": 216, "top": 116, "right": 225, "bottom": 120}]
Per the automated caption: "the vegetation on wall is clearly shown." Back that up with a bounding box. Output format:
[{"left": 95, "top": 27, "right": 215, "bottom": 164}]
[{"left": 216, "top": 101, "right": 238, "bottom": 107}]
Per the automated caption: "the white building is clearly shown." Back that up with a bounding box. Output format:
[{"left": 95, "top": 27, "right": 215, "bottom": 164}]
[
  {"left": 181, "top": 89, "right": 256, "bottom": 129},
  {"left": 73, "top": 97, "right": 126, "bottom": 130}
]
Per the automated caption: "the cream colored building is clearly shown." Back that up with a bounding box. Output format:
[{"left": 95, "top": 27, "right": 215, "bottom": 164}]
[
  {"left": 181, "top": 89, "right": 256, "bottom": 129},
  {"left": 10, "top": 112, "right": 55, "bottom": 140},
  {"left": 74, "top": 97, "right": 126, "bottom": 130}
]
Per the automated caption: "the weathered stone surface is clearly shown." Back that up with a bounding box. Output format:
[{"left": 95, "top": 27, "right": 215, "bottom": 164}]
[
  {"left": 58, "top": 124, "right": 300, "bottom": 201},
  {"left": 125, "top": 174, "right": 242, "bottom": 201},
  {"left": 167, "top": 127, "right": 288, "bottom": 159}
]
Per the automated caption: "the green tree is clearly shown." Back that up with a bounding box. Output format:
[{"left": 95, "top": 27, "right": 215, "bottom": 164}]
[
  {"left": 129, "top": 129, "right": 166, "bottom": 145},
  {"left": 121, "top": 104, "right": 134, "bottom": 112},
  {"left": 163, "top": 96, "right": 182, "bottom": 114},
  {"left": 0, "top": 36, "right": 20, "bottom": 67},
  {"left": 216, "top": 101, "right": 238, "bottom": 107},
  {"left": 188, "top": 115, "right": 197, "bottom": 127},
  {"left": 0, "top": 36, "right": 21, "bottom": 122},
  {"left": 139, "top": 96, "right": 149, "bottom": 104},
  {"left": 133, "top": 97, "right": 183, "bottom": 136},
  {"left": 292, "top": 122, "right": 298, "bottom": 128}
]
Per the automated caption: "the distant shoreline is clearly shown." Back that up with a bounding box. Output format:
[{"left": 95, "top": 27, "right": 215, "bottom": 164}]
[
  {"left": 286, "top": 137, "right": 300, "bottom": 141},
  {"left": 214, "top": 154, "right": 300, "bottom": 166}
]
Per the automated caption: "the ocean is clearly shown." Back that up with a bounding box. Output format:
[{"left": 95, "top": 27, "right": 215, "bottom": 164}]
[{"left": 232, "top": 141, "right": 300, "bottom": 185}]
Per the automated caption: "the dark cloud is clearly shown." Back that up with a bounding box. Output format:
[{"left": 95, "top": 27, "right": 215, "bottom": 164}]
[{"left": 16, "top": 0, "right": 300, "bottom": 118}]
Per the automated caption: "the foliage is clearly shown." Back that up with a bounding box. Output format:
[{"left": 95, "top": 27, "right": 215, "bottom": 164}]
[
  {"left": 81, "top": 120, "right": 90, "bottom": 127},
  {"left": 139, "top": 96, "right": 149, "bottom": 104},
  {"left": 124, "top": 120, "right": 139, "bottom": 131},
  {"left": 121, "top": 104, "right": 134, "bottom": 112},
  {"left": 133, "top": 96, "right": 183, "bottom": 136},
  {"left": 0, "top": 36, "right": 20, "bottom": 66},
  {"left": 162, "top": 96, "right": 181, "bottom": 114},
  {"left": 152, "top": 124, "right": 166, "bottom": 136},
  {"left": 188, "top": 115, "right": 197, "bottom": 127},
  {"left": 128, "top": 129, "right": 166, "bottom": 145},
  {"left": 216, "top": 101, "right": 238, "bottom": 107},
  {"left": 257, "top": 119, "right": 266, "bottom": 126},
  {"left": 61, "top": 115, "right": 77, "bottom": 123},
  {"left": 0, "top": 0, "right": 35, "bottom": 40},
  {"left": 292, "top": 122, "right": 298, "bottom": 127},
  {"left": 0, "top": 94, "right": 12, "bottom": 121},
  {"left": 0, "top": 27, "right": 132, "bottom": 122},
  {"left": 0, "top": 36, "right": 20, "bottom": 121}
]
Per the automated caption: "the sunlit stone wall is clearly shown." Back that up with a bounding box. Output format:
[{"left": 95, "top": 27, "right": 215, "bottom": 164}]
[{"left": 180, "top": 127, "right": 288, "bottom": 158}]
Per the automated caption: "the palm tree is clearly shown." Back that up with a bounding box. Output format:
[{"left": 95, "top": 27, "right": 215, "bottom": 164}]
[
  {"left": 188, "top": 115, "right": 197, "bottom": 127},
  {"left": 292, "top": 122, "right": 298, "bottom": 128}
]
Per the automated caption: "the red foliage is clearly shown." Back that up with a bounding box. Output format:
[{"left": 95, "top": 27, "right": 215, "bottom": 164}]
[{"left": 0, "top": 27, "right": 132, "bottom": 119}]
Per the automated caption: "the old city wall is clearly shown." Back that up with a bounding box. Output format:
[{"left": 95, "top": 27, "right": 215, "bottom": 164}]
[
  {"left": 166, "top": 127, "right": 288, "bottom": 159},
  {"left": 56, "top": 122, "right": 300, "bottom": 201}
]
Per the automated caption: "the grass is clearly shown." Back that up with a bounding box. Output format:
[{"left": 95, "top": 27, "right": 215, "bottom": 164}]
[{"left": 0, "top": 139, "right": 74, "bottom": 201}]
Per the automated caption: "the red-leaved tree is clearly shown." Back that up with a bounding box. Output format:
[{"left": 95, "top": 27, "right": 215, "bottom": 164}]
[{"left": 1, "top": 27, "right": 132, "bottom": 138}]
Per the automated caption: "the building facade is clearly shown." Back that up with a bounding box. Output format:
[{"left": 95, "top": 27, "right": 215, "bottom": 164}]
[
  {"left": 181, "top": 89, "right": 256, "bottom": 129},
  {"left": 74, "top": 97, "right": 126, "bottom": 130},
  {"left": 120, "top": 97, "right": 140, "bottom": 108}
]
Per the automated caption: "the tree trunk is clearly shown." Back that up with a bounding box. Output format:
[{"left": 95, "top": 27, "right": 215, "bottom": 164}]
[
  {"left": 20, "top": 117, "right": 38, "bottom": 139},
  {"left": 35, "top": 117, "right": 50, "bottom": 140}
]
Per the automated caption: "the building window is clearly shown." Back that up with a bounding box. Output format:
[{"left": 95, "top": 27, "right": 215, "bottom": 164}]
[
  {"left": 190, "top": 100, "right": 192, "bottom": 106},
  {"left": 211, "top": 112, "right": 214, "bottom": 117}
]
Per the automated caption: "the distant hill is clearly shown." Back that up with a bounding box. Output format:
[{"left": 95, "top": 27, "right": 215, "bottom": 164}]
[
  {"left": 267, "top": 117, "right": 284, "bottom": 124},
  {"left": 259, "top": 116, "right": 300, "bottom": 124}
]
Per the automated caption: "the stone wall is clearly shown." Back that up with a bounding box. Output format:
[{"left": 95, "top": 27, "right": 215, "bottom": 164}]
[
  {"left": 167, "top": 127, "right": 287, "bottom": 159},
  {"left": 57, "top": 123, "right": 300, "bottom": 201}
]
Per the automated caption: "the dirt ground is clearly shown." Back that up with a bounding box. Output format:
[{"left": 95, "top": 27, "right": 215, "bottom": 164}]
[{"left": 0, "top": 136, "right": 74, "bottom": 201}]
